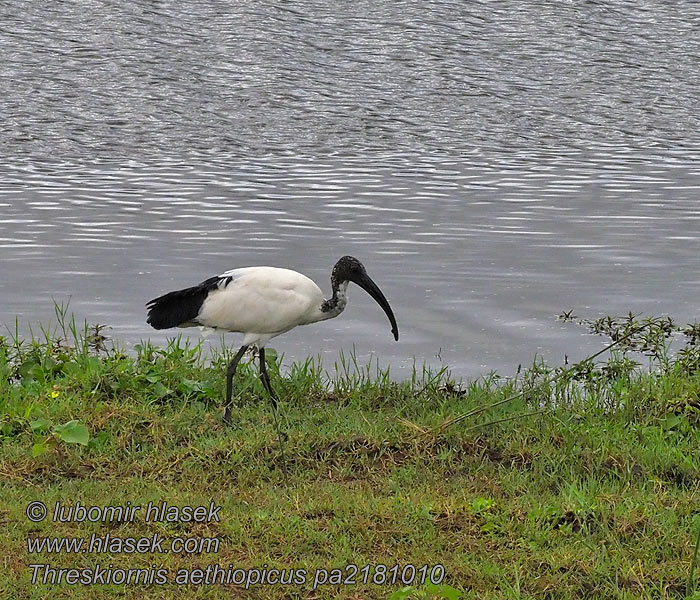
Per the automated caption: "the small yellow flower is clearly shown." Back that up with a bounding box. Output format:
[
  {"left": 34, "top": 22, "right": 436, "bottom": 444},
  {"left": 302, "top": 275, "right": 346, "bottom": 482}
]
[{"left": 50, "top": 391, "right": 59, "bottom": 399}]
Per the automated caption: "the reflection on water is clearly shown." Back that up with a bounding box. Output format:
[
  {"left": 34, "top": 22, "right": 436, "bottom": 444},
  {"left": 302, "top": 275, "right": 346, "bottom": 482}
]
[
  {"left": 2, "top": 155, "right": 699, "bottom": 378},
  {"left": 2, "top": 1, "right": 699, "bottom": 156},
  {"left": 1, "top": 0, "right": 699, "bottom": 377}
]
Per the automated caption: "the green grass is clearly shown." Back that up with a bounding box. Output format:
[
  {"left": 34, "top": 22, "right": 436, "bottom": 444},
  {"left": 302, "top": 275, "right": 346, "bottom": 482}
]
[{"left": 1, "top": 309, "right": 699, "bottom": 599}]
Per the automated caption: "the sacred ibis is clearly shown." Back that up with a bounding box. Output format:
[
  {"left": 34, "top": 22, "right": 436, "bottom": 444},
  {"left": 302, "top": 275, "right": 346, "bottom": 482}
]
[{"left": 146, "top": 256, "right": 399, "bottom": 424}]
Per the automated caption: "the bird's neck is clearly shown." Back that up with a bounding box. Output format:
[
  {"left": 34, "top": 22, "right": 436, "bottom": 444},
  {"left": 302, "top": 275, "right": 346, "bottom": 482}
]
[{"left": 321, "top": 280, "right": 348, "bottom": 319}]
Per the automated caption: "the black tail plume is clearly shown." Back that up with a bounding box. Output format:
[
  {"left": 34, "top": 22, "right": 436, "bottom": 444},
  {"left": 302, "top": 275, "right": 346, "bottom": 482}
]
[{"left": 146, "top": 277, "right": 220, "bottom": 330}]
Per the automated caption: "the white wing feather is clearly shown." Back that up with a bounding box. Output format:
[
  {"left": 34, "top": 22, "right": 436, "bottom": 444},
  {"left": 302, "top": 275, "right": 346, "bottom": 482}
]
[{"left": 196, "top": 267, "right": 325, "bottom": 335}]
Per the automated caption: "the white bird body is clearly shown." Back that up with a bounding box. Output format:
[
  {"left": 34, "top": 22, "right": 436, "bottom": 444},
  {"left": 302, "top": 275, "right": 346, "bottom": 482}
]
[
  {"left": 193, "top": 266, "right": 347, "bottom": 346},
  {"left": 146, "top": 256, "right": 397, "bottom": 424}
]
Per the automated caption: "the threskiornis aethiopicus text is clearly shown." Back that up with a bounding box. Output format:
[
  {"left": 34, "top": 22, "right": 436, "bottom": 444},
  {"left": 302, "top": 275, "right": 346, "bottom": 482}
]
[{"left": 146, "top": 256, "right": 399, "bottom": 423}]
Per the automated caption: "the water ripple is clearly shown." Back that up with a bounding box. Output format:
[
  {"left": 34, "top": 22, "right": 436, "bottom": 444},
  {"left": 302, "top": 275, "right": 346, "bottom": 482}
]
[{"left": 1, "top": 1, "right": 700, "bottom": 376}]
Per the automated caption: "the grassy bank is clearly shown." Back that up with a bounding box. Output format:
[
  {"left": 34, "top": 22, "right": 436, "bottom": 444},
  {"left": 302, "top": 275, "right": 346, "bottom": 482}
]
[{"left": 1, "top": 312, "right": 699, "bottom": 599}]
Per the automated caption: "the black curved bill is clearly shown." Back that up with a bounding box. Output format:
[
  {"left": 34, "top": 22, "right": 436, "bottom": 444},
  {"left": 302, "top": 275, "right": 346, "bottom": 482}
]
[{"left": 352, "top": 272, "right": 399, "bottom": 341}]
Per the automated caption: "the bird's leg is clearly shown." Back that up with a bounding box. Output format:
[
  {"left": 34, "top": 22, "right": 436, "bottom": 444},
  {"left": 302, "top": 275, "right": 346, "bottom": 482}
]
[
  {"left": 223, "top": 344, "right": 249, "bottom": 425},
  {"left": 258, "top": 348, "right": 278, "bottom": 410},
  {"left": 258, "top": 348, "right": 289, "bottom": 485}
]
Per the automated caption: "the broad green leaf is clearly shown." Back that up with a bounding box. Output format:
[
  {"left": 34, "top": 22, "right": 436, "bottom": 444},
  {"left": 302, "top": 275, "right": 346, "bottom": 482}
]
[
  {"left": 32, "top": 441, "right": 48, "bottom": 457},
  {"left": 53, "top": 420, "right": 89, "bottom": 445},
  {"left": 30, "top": 418, "right": 52, "bottom": 432},
  {"left": 424, "top": 583, "right": 461, "bottom": 600},
  {"left": 154, "top": 382, "right": 172, "bottom": 398}
]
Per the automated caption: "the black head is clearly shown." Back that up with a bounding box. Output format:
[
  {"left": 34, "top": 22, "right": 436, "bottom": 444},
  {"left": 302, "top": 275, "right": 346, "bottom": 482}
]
[
  {"left": 331, "top": 256, "right": 399, "bottom": 341},
  {"left": 331, "top": 255, "right": 367, "bottom": 286}
]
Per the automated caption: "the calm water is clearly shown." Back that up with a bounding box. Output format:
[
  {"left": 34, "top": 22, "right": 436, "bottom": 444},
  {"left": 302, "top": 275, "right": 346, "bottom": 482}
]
[{"left": 1, "top": 1, "right": 699, "bottom": 378}]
